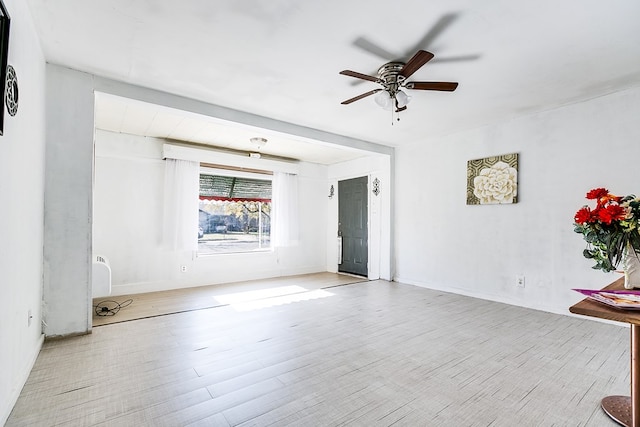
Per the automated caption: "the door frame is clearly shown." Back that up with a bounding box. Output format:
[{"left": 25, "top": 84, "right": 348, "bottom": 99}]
[{"left": 327, "top": 160, "right": 391, "bottom": 281}]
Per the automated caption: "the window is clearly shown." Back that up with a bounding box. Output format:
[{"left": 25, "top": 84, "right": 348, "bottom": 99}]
[{"left": 198, "top": 171, "right": 272, "bottom": 254}]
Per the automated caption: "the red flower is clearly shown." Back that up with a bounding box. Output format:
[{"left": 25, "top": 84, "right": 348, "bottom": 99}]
[
  {"left": 597, "top": 204, "right": 626, "bottom": 224},
  {"left": 574, "top": 207, "right": 592, "bottom": 224},
  {"left": 587, "top": 188, "right": 609, "bottom": 200}
]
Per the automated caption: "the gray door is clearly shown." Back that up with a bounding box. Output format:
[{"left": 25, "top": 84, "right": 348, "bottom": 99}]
[{"left": 338, "top": 176, "right": 368, "bottom": 277}]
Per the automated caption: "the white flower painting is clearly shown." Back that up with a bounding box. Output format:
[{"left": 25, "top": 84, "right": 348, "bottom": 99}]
[{"left": 467, "top": 154, "right": 518, "bottom": 205}]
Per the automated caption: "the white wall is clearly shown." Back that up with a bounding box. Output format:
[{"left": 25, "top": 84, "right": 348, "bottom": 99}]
[
  {"left": 0, "top": 0, "right": 46, "bottom": 423},
  {"left": 93, "top": 130, "right": 330, "bottom": 295},
  {"left": 394, "top": 87, "right": 640, "bottom": 314}
]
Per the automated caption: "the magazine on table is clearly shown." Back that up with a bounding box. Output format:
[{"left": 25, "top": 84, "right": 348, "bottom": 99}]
[{"left": 573, "top": 288, "right": 640, "bottom": 310}]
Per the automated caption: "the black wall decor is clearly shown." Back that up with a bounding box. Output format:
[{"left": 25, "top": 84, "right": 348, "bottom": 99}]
[
  {"left": 5, "top": 64, "right": 17, "bottom": 116},
  {"left": 0, "top": 0, "right": 10, "bottom": 135}
]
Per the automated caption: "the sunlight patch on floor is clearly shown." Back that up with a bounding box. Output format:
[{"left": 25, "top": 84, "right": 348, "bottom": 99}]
[
  {"left": 214, "top": 286, "right": 335, "bottom": 312},
  {"left": 214, "top": 285, "right": 309, "bottom": 304}
]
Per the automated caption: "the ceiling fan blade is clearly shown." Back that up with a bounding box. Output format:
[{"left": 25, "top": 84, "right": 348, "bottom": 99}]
[
  {"left": 341, "top": 89, "right": 382, "bottom": 105},
  {"left": 339, "top": 70, "right": 379, "bottom": 83},
  {"left": 405, "top": 81, "right": 458, "bottom": 91},
  {"left": 400, "top": 50, "right": 434, "bottom": 79},
  {"left": 405, "top": 13, "right": 459, "bottom": 55},
  {"left": 353, "top": 37, "right": 397, "bottom": 61}
]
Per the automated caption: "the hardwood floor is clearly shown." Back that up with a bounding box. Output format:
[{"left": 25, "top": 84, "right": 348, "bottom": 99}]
[
  {"left": 7, "top": 276, "right": 630, "bottom": 426},
  {"left": 92, "top": 272, "right": 365, "bottom": 326}
]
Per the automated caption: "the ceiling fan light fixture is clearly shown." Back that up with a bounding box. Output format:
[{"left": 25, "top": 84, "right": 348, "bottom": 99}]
[
  {"left": 395, "top": 90, "right": 410, "bottom": 108},
  {"left": 374, "top": 90, "right": 393, "bottom": 109}
]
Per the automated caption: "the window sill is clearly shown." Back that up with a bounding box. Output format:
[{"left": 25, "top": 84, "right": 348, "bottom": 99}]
[{"left": 196, "top": 248, "right": 273, "bottom": 258}]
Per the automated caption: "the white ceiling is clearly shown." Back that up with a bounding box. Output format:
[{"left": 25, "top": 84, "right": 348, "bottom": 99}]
[
  {"left": 93, "top": 92, "right": 372, "bottom": 164},
  {"left": 26, "top": 0, "right": 640, "bottom": 164}
]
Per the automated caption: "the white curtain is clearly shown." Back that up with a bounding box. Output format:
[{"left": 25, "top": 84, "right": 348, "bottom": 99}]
[
  {"left": 271, "top": 172, "right": 299, "bottom": 247},
  {"left": 162, "top": 159, "right": 199, "bottom": 252}
]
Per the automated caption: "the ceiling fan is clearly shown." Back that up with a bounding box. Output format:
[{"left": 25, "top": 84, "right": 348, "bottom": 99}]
[{"left": 339, "top": 49, "right": 458, "bottom": 114}]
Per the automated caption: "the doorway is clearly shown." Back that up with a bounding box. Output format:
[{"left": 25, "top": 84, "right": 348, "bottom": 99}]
[{"left": 338, "top": 176, "right": 368, "bottom": 277}]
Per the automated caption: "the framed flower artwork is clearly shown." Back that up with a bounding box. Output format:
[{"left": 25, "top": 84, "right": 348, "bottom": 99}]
[{"left": 467, "top": 153, "right": 518, "bottom": 205}]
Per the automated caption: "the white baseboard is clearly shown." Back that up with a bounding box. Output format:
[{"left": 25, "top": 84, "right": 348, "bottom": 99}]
[{"left": 393, "top": 276, "right": 575, "bottom": 318}]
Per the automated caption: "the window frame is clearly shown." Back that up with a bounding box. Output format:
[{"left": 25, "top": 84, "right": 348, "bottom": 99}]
[{"left": 197, "top": 165, "right": 273, "bottom": 256}]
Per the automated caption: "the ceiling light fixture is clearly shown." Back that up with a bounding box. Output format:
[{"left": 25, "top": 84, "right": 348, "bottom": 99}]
[
  {"left": 374, "top": 62, "right": 412, "bottom": 120},
  {"left": 250, "top": 137, "right": 267, "bottom": 149},
  {"left": 374, "top": 89, "right": 411, "bottom": 112}
]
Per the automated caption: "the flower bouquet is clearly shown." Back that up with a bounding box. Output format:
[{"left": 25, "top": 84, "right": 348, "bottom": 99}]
[{"left": 574, "top": 188, "right": 640, "bottom": 288}]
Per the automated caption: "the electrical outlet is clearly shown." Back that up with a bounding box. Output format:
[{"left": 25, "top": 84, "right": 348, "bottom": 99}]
[
  {"left": 180, "top": 265, "right": 187, "bottom": 273},
  {"left": 516, "top": 275, "right": 525, "bottom": 288}
]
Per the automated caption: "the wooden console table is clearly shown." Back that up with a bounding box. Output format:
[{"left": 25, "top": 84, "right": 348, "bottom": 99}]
[{"left": 570, "top": 277, "right": 640, "bottom": 427}]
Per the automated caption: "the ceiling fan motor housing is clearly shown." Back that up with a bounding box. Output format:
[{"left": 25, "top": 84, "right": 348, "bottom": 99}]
[{"left": 377, "top": 62, "right": 406, "bottom": 94}]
